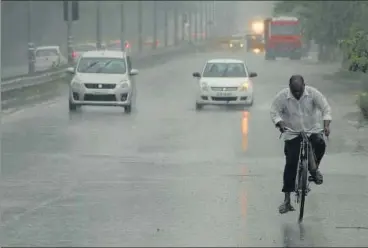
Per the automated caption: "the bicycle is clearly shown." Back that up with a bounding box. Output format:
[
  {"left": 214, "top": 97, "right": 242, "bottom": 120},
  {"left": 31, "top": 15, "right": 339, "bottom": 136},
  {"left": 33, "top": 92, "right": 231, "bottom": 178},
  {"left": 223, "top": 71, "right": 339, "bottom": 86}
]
[{"left": 280, "top": 127, "right": 325, "bottom": 223}]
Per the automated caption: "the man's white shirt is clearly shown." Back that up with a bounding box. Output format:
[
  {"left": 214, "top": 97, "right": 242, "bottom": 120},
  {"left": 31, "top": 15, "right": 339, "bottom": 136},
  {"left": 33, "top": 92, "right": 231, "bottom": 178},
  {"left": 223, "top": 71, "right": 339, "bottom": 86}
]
[{"left": 270, "top": 86, "right": 332, "bottom": 140}]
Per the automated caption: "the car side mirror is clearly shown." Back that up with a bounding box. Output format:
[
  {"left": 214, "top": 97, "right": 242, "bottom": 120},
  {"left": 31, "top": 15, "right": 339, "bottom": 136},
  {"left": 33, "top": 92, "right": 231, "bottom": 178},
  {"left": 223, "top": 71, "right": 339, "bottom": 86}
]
[
  {"left": 130, "top": 68, "right": 139, "bottom": 76},
  {"left": 66, "top": 67, "right": 75, "bottom": 74},
  {"left": 249, "top": 72, "right": 257, "bottom": 78},
  {"left": 192, "top": 72, "right": 201, "bottom": 78}
]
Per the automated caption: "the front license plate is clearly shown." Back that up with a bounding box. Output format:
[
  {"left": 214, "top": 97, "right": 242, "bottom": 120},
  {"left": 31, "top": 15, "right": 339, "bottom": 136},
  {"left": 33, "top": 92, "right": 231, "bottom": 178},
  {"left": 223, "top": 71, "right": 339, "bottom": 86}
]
[
  {"left": 92, "top": 91, "right": 107, "bottom": 95},
  {"left": 216, "top": 92, "right": 232, "bottom": 97}
]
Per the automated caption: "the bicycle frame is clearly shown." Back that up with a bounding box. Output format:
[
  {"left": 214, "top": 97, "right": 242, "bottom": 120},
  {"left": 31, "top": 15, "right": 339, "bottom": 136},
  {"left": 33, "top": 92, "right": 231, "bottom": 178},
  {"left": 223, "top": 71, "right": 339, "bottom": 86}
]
[{"left": 295, "top": 132, "right": 310, "bottom": 199}]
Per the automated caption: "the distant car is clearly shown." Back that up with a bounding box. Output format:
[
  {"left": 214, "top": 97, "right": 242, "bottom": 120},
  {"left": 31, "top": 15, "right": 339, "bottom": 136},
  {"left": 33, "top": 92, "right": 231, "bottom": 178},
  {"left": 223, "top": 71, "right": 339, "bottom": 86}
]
[
  {"left": 73, "top": 43, "right": 98, "bottom": 61},
  {"left": 192, "top": 59, "right": 257, "bottom": 110},
  {"left": 229, "top": 34, "right": 245, "bottom": 50},
  {"left": 35, "top": 46, "right": 67, "bottom": 71},
  {"left": 67, "top": 50, "right": 139, "bottom": 113}
]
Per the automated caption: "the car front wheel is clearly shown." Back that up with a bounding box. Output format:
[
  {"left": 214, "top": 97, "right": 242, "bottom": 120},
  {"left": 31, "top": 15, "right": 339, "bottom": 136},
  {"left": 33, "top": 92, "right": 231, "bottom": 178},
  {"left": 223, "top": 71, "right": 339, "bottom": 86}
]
[
  {"left": 69, "top": 100, "right": 77, "bottom": 111},
  {"left": 124, "top": 105, "right": 132, "bottom": 113},
  {"left": 195, "top": 103, "right": 203, "bottom": 110}
]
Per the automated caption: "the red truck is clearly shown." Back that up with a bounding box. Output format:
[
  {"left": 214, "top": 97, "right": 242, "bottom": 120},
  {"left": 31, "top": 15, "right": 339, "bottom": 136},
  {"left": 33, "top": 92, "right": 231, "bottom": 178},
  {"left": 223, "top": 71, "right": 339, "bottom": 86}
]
[{"left": 264, "top": 16, "right": 302, "bottom": 60}]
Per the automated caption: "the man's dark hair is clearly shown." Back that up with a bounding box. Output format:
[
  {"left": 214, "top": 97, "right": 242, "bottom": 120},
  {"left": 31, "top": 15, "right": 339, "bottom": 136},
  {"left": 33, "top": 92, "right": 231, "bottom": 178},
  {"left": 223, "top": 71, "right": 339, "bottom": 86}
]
[{"left": 289, "top": 75, "right": 304, "bottom": 85}]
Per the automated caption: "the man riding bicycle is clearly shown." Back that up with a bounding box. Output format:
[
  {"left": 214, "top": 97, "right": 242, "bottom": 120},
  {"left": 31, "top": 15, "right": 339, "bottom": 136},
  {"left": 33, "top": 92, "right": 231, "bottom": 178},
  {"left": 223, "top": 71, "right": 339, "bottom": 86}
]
[{"left": 270, "top": 75, "right": 332, "bottom": 214}]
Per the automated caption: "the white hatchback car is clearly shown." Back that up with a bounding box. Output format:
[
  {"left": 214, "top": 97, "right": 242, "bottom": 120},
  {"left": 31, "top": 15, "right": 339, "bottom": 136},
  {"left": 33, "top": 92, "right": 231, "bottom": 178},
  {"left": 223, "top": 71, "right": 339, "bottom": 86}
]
[
  {"left": 67, "top": 50, "right": 138, "bottom": 113},
  {"left": 192, "top": 59, "right": 257, "bottom": 110},
  {"left": 35, "top": 46, "right": 67, "bottom": 71}
]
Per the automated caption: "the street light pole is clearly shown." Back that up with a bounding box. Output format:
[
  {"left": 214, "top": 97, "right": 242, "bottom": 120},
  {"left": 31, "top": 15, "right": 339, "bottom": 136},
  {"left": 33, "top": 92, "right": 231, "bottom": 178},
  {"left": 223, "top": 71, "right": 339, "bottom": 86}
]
[
  {"left": 164, "top": 5, "right": 168, "bottom": 47},
  {"left": 96, "top": 1, "right": 102, "bottom": 49},
  {"left": 27, "top": 0, "right": 35, "bottom": 73},
  {"left": 138, "top": 1, "right": 143, "bottom": 52},
  {"left": 152, "top": 1, "right": 157, "bottom": 49},
  {"left": 174, "top": 5, "right": 178, "bottom": 46},
  {"left": 194, "top": 5, "right": 198, "bottom": 42},
  {"left": 120, "top": 1, "right": 125, "bottom": 51}
]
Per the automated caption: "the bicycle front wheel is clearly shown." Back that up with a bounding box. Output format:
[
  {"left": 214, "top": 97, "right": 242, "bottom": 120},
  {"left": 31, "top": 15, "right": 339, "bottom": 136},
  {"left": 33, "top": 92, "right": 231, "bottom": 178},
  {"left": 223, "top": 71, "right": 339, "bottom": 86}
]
[{"left": 298, "top": 162, "right": 308, "bottom": 223}]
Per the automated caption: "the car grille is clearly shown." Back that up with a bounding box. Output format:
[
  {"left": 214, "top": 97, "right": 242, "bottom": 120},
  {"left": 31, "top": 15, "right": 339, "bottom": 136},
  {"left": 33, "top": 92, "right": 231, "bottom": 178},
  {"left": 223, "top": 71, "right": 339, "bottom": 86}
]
[
  {"left": 211, "top": 97, "right": 237, "bottom": 101},
  {"left": 84, "top": 83, "right": 116, "bottom": 89},
  {"left": 83, "top": 94, "right": 116, "bottom": 102},
  {"left": 211, "top": 87, "right": 238, "bottom": 91}
]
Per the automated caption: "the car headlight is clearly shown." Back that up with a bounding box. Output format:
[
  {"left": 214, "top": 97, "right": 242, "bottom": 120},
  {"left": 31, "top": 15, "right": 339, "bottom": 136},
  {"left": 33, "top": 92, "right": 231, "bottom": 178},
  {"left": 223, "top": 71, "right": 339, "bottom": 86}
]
[
  {"left": 200, "top": 82, "right": 209, "bottom": 91},
  {"left": 229, "top": 43, "right": 233, "bottom": 47},
  {"left": 240, "top": 44, "right": 244, "bottom": 47},
  {"left": 71, "top": 79, "right": 82, "bottom": 89},
  {"left": 239, "top": 82, "right": 249, "bottom": 91},
  {"left": 120, "top": 80, "right": 130, "bottom": 88}
]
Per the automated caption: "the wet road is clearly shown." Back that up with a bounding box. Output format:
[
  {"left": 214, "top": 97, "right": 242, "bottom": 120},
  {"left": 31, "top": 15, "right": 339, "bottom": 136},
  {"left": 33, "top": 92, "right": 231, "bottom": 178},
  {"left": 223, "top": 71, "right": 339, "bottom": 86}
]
[{"left": 2, "top": 49, "right": 368, "bottom": 246}]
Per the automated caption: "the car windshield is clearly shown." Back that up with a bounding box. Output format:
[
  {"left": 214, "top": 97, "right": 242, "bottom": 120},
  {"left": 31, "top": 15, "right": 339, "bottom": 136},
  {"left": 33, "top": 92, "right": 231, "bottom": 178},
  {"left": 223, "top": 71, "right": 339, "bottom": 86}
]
[
  {"left": 77, "top": 57, "right": 127, "bottom": 74},
  {"left": 270, "top": 23, "right": 301, "bottom": 36},
  {"left": 202, "top": 62, "right": 248, "bottom": 77},
  {"left": 75, "top": 45, "right": 96, "bottom": 52},
  {"left": 35, "top": 49, "right": 58, "bottom": 57}
]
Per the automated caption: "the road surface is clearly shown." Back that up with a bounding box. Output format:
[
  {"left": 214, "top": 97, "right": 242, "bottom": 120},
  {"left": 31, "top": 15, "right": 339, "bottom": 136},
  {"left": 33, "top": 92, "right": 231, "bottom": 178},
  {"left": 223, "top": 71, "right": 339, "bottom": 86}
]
[{"left": 2, "top": 49, "right": 368, "bottom": 246}]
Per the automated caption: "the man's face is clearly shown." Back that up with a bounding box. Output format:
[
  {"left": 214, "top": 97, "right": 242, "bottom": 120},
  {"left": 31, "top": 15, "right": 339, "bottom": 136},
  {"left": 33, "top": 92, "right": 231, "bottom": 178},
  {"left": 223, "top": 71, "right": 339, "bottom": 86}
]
[{"left": 289, "top": 80, "right": 305, "bottom": 100}]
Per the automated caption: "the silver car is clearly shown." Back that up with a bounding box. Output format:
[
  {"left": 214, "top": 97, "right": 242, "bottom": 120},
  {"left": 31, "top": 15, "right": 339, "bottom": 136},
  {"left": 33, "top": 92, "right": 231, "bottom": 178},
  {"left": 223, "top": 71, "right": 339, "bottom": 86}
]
[{"left": 67, "top": 50, "right": 138, "bottom": 113}]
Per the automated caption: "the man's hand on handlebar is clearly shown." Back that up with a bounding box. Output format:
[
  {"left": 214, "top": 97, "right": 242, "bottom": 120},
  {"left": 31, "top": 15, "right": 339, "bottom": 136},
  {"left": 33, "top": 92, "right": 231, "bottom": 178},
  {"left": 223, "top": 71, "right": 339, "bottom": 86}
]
[
  {"left": 276, "top": 121, "right": 287, "bottom": 133},
  {"left": 323, "top": 120, "right": 331, "bottom": 137}
]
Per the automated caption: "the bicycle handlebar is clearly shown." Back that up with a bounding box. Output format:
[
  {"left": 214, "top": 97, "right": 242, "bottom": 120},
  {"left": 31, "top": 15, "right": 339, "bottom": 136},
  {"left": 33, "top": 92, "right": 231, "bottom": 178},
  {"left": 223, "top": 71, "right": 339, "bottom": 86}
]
[
  {"left": 279, "top": 127, "right": 327, "bottom": 140},
  {"left": 283, "top": 127, "right": 324, "bottom": 134}
]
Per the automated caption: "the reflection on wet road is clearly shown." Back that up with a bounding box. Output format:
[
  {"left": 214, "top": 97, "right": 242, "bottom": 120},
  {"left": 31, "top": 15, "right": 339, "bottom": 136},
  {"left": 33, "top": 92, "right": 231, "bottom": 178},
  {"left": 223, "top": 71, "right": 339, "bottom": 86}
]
[{"left": 2, "top": 49, "right": 368, "bottom": 246}]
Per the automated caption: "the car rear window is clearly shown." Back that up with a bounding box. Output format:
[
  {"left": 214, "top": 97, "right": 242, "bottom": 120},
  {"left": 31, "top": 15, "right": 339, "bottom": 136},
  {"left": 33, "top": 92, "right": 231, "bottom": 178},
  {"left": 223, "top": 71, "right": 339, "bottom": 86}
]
[{"left": 35, "top": 49, "right": 58, "bottom": 57}]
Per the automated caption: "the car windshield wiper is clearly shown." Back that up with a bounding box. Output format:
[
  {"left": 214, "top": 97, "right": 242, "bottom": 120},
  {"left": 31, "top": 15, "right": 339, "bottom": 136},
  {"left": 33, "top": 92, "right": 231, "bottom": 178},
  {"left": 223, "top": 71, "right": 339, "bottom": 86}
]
[
  {"left": 81, "top": 61, "right": 100, "bottom": 72},
  {"left": 95, "top": 60, "right": 113, "bottom": 73}
]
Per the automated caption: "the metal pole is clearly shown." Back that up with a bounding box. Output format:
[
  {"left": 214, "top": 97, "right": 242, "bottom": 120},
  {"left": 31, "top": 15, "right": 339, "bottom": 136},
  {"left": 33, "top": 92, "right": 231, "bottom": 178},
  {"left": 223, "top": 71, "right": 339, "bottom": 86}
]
[
  {"left": 181, "top": 11, "right": 185, "bottom": 42},
  {"left": 27, "top": 0, "right": 35, "bottom": 73},
  {"left": 194, "top": 7, "right": 198, "bottom": 42},
  {"left": 67, "top": 18, "right": 73, "bottom": 64},
  {"left": 164, "top": 5, "right": 168, "bottom": 47},
  {"left": 174, "top": 5, "right": 178, "bottom": 46},
  {"left": 120, "top": 1, "right": 125, "bottom": 51},
  {"left": 138, "top": 1, "right": 143, "bottom": 52},
  {"left": 0, "top": 0, "right": 2, "bottom": 113},
  {"left": 96, "top": 1, "right": 102, "bottom": 49},
  {"left": 204, "top": 2, "right": 208, "bottom": 40},
  {"left": 189, "top": 10, "right": 193, "bottom": 43},
  {"left": 152, "top": 1, "right": 157, "bottom": 49},
  {"left": 199, "top": 1, "right": 203, "bottom": 41}
]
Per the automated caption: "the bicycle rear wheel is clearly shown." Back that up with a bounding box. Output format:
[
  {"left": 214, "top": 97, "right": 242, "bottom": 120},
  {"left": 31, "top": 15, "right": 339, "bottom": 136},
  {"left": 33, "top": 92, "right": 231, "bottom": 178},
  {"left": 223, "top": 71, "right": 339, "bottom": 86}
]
[{"left": 298, "top": 162, "right": 308, "bottom": 223}]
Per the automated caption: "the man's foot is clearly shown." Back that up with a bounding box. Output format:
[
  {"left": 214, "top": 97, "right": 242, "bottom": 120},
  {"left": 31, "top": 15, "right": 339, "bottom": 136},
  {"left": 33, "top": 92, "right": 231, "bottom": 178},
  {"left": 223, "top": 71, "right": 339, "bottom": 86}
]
[
  {"left": 310, "top": 170, "right": 323, "bottom": 185},
  {"left": 278, "top": 201, "right": 295, "bottom": 214}
]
